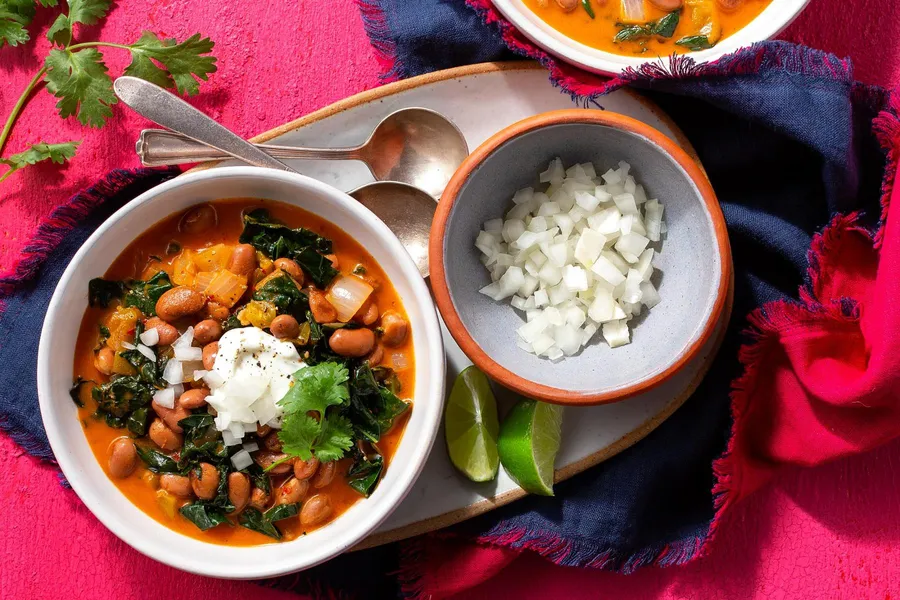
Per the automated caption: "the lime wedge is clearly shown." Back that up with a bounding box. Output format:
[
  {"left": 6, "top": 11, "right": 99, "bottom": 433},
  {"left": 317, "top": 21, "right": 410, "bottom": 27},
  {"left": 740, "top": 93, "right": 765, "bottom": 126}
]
[
  {"left": 444, "top": 366, "right": 500, "bottom": 482},
  {"left": 498, "top": 398, "right": 563, "bottom": 496}
]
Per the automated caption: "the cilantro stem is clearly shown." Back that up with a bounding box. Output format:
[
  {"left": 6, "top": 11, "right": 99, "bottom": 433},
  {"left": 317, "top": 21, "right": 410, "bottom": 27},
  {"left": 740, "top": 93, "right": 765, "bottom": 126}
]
[
  {"left": 0, "top": 67, "right": 48, "bottom": 157},
  {"left": 66, "top": 41, "right": 132, "bottom": 51},
  {"left": 0, "top": 168, "right": 15, "bottom": 185},
  {"left": 262, "top": 455, "right": 294, "bottom": 473}
]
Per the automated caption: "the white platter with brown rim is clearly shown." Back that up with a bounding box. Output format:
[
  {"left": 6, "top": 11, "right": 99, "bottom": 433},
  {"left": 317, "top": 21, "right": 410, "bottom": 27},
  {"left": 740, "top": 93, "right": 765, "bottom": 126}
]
[{"left": 193, "top": 61, "right": 732, "bottom": 549}]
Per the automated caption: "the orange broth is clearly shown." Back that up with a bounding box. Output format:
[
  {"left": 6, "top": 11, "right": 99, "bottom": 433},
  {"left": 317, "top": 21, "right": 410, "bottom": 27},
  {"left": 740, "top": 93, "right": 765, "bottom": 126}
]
[
  {"left": 522, "top": 0, "right": 772, "bottom": 57},
  {"left": 72, "top": 198, "right": 414, "bottom": 545}
]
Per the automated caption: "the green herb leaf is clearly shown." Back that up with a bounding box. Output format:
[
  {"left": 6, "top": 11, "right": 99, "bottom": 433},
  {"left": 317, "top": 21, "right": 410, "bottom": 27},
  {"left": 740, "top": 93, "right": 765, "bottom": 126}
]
[
  {"left": 279, "top": 362, "right": 349, "bottom": 415},
  {"left": 580, "top": 0, "right": 594, "bottom": 19},
  {"left": 277, "top": 413, "right": 320, "bottom": 461},
  {"left": 252, "top": 272, "right": 309, "bottom": 319},
  {"left": 613, "top": 24, "right": 650, "bottom": 42},
  {"left": 238, "top": 507, "right": 281, "bottom": 539},
  {"left": 135, "top": 445, "right": 180, "bottom": 473},
  {"left": 652, "top": 11, "right": 680, "bottom": 38},
  {"left": 675, "top": 34, "right": 713, "bottom": 51},
  {"left": 91, "top": 375, "right": 153, "bottom": 418},
  {"left": 69, "top": 376, "right": 91, "bottom": 407},
  {"left": 347, "top": 453, "right": 383, "bottom": 497},
  {"left": 312, "top": 413, "right": 354, "bottom": 462},
  {"left": 46, "top": 13, "right": 70, "bottom": 45},
  {"left": 0, "top": 141, "right": 80, "bottom": 169},
  {"left": 44, "top": 47, "right": 118, "bottom": 127},
  {"left": 67, "top": 0, "right": 111, "bottom": 25},
  {"left": 265, "top": 502, "right": 299, "bottom": 523},
  {"left": 239, "top": 209, "right": 338, "bottom": 288},
  {"left": 123, "top": 271, "right": 173, "bottom": 316},
  {"left": 0, "top": 0, "right": 37, "bottom": 48},
  {"left": 179, "top": 502, "right": 228, "bottom": 531},
  {"left": 124, "top": 31, "right": 217, "bottom": 96},
  {"left": 126, "top": 406, "right": 151, "bottom": 436},
  {"left": 87, "top": 277, "right": 124, "bottom": 307},
  {"left": 346, "top": 363, "right": 408, "bottom": 443}
]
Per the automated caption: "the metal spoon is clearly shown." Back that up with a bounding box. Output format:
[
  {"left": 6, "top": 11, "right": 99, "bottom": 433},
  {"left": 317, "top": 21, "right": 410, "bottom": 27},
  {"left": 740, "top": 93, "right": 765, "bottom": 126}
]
[
  {"left": 134, "top": 107, "right": 468, "bottom": 198},
  {"left": 113, "top": 76, "right": 436, "bottom": 277}
]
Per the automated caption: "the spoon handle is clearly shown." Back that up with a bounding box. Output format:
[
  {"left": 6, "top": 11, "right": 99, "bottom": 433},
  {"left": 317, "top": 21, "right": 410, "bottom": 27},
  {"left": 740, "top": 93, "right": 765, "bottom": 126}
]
[
  {"left": 113, "top": 77, "right": 296, "bottom": 173},
  {"left": 136, "top": 129, "right": 363, "bottom": 167}
]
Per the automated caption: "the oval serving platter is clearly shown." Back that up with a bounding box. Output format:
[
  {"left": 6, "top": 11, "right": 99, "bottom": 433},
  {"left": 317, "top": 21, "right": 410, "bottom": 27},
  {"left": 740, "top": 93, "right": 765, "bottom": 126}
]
[{"left": 190, "top": 61, "right": 733, "bottom": 548}]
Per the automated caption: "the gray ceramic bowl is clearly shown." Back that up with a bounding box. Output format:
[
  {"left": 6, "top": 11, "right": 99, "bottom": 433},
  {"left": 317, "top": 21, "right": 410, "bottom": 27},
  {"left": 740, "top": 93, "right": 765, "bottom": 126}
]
[{"left": 430, "top": 110, "right": 731, "bottom": 405}]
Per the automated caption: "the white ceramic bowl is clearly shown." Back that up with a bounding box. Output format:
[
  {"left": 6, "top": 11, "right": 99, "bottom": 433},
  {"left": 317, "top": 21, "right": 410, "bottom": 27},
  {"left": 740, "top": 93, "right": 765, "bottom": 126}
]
[
  {"left": 491, "top": 0, "right": 811, "bottom": 75},
  {"left": 37, "top": 167, "right": 446, "bottom": 578}
]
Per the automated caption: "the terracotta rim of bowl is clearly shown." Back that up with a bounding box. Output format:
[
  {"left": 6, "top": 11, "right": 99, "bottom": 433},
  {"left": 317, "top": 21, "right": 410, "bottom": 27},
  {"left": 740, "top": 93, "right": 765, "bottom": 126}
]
[{"left": 429, "top": 109, "right": 732, "bottom": 406}]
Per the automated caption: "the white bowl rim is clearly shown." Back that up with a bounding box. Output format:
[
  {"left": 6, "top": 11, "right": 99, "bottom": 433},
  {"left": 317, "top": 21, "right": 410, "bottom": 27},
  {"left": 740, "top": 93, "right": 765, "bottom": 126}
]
[
  {"left": 37, "top": 166, "right": 446, "bottom": 579},
  {"left": 491, "top": 0, "right": 812, "bottom": 76}
]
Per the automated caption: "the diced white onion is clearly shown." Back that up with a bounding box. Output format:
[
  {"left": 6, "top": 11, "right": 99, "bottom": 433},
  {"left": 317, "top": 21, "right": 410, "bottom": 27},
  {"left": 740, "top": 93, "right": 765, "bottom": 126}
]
[
  {"left": 174, "top": 346, "right": 203, "bottom": 361},
  {"left": 326, "top": 275, "right": 374, "bottom": 322},
  {"left": 139, "top": 327, "right": 159, "bottom": 346},
  {"left": 476, "top": 158, "right": 665, "bottom": 358},
  {"left": 121, "top": 341, "right": 136, "bottom": 350},
  {"left": 153, "top": 387, "right": 176, "bottom": 409},
  {"left": 230, "top": 449, "right": 253, "bottom": 470},
  {"left": 137, "top": 344, "right": 156, "bottom": 361},
  {"left": 162, "top": 359, "right": 184, "bottom": 385},
  {"left": 172, "top": 326, "right": 194, "bottom": 350},
  {"left": 242, "top": 440, "right": 259, "bottom": 453}
]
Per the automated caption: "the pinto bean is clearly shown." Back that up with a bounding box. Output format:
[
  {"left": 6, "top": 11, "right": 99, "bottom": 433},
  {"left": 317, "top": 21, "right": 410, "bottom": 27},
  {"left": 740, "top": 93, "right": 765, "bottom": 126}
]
[
  {"left": 262, "top": 432, "right": 283, "bottom": 452},
  {"left": 156, "top": 286, "right": 205, "bottom": 322},
  {"left": 108, "top": 438, "right": 137, "bottom": 478},
  {"left": 366, "top": 343, "right": 384, "bottom": 366},
  {"left": 95, "top": 346, "right": 115, "bottom": 375},
  {"left": 149, "top": 418, "right": 183, "bottom": 451},
  {"left": 256, "top": 424, "right": 272, "bottom": 437},
  {"left": 300, "top": 494, "right": 332, "bottom": 526},
  {"left": 228, "top": 472, "right": 251, "bottom": 513},
  {"left": 178, "top": 387, "right": 209, "bottom": 410},
  {"left": 648, "top": 0, "right": 683, "bottom": 8},
  {"left": 249, "top": 487, "right": 270, "bottom": 510},
  {"left": 202, "top": 341, "right": 218, "bottom": 370},
  {"left": 354, "top": 300, "right": 379, "bottom": 326},
  {"left": 270, "top": 314, "right": 300, "bottom": 339},
  {"left": 308, "top": 289, "right": 337, "bottom": 323},
  {"left": 254, "top": 450, "right": 293, "bottom": 474},
  {"left": 274, "top": 258, "right": 304, "bottom": 284},
  {"left": 152, "top": 401, "right": 190, "bottom": 434},
  {"left": 191, "top": 463, "right": 220, "bottom": 500},
  {"left": 227, "top": 244, "right": 258, "bottom": 277},
  {"left": 160, "top": 474, "right": 193, "bottom": 497},
  {"left": 205, "top": 301, "right": 230, "bottom": 321},
  {"left": 275, "top": 477, "right": 309, "bottom": 505},
  {"left": 293, "top": 456, "right": 320, "bottom": 480},
  {"left": 380, "top": 311, "right": 408, "bottom": 347},
  {"left": 144, "top": 317, "right": 179, "bottom": 346},
  {"left": 554, "top": 0, "right": 578, "bottom": 10},
  {"left": 328, "top": 328, "right": 375, "bottom": 357},
  {"left": 311, "top": 461, "right": 337, "bottom": 489},
  {"left": 193, "top": 319, "right": 223, "bottom": 345},
  {"left": 179, "top": 204, "right": 217, "bottom": 234}
]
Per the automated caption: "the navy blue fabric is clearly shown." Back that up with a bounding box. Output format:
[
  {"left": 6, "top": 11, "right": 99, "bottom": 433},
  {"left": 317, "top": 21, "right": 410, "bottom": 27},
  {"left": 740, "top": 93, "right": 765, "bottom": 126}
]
[{"left": 0, "top": 1, "right": 890, "bottom": 593}]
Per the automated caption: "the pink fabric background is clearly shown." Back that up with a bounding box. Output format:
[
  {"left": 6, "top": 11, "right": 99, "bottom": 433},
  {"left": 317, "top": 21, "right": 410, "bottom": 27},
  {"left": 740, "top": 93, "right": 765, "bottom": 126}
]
[{"left": 2, "top": 1, "right": 900, "bottom": 598}]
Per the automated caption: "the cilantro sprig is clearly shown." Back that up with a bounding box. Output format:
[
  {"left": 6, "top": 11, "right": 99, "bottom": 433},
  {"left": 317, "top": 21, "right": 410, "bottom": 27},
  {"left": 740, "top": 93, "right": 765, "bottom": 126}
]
[
  {"left": 0, "top": 0, "right": 217, "bottom": 186},
  {"left": 276, "top": 362, "right": 355, "bottom": 463}
]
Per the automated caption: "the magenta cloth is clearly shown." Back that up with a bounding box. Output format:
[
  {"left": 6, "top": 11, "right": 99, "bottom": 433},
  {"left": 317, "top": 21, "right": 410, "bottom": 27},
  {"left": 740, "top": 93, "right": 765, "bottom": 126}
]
[{"left": 2, "top": 2, "right": 900, "bottom": 599}]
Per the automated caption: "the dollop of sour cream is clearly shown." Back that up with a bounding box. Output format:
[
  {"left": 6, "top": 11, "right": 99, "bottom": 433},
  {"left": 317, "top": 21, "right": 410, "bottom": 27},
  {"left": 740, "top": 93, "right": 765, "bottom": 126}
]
[{"left": 204, "top": 327, "right": 306, "bottom": 443}]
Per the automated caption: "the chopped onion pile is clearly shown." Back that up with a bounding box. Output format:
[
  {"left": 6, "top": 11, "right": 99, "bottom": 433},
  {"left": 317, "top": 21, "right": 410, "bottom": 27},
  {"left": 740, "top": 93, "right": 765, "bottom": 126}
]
[{"left": 477, "top": 159, "right": 665, "bottom": 359}]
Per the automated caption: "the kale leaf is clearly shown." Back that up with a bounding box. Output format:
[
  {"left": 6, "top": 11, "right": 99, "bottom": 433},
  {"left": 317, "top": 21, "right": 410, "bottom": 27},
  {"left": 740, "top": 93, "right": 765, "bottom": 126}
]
[
  {"left": 179, "top": 502, "right": 228, "bottom": 531},
  {"left": 92, "top": 375, "right": 152, "bottom": 418},
  {"left": 123, "top": 271, "right": 173, "bottom": 316},
  {"left": 675, "top": 34, "right": 713, "bottom": 51},
  {"left": 239, "top": 209, "right": 338, "bottom": 287},
  {"left": 238, "top": 503, "right": 300, "bottom": 539},
  {"left": 88, "top": 278, "right": 124, "bottom": 307},
  {"left": 347, "top": 452, "right": 384, "bottom": 497},
  {"left": 135, "top": 445, "right": 180, "bottom": 473},
  {"left": 252, "top": 272, "right": 309, "bottom": 319},
  {"left": 346, "top": 364, "right": 409, "bottom": 443},
  {"left": 126, "top": 406, "right": 151, "bottom": 436},
  {"left": 69, "top": 376, "right": 91, "bottom": 407}
]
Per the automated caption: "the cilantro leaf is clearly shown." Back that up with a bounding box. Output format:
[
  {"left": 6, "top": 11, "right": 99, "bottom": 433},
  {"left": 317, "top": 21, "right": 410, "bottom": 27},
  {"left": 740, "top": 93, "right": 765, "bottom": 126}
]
[
  {"left": 124, "top": 31, "right": 217, "bottom": 96},
  {"left": 278, "top": 362, "right": 349, "bottom": 415},
  {"left": 277, "top": 362, "right": 352, "bottom": 461},
  {"left": 0, "top": 141, "right": 80, "bottom": 169},
  {"left": 278, "top": 413, "right": 321, "bottom": 461},
  {"left": 37, "top": 0, "right": 59, "bottom": 6},
  {"left": 46, "top": 12, "right": 69, "bottom": 45},
  {"left": 0, "top": 0, "right": 35, "bottom": 47},
  {"left": 66, "top": 0, "right": 110, "bottom": 25},
  {"left": 45, "top": 47, "right": 117, "bottom": 127},
  {"left": 314, "top": 414, "right": 354, "bottom": 462}
]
